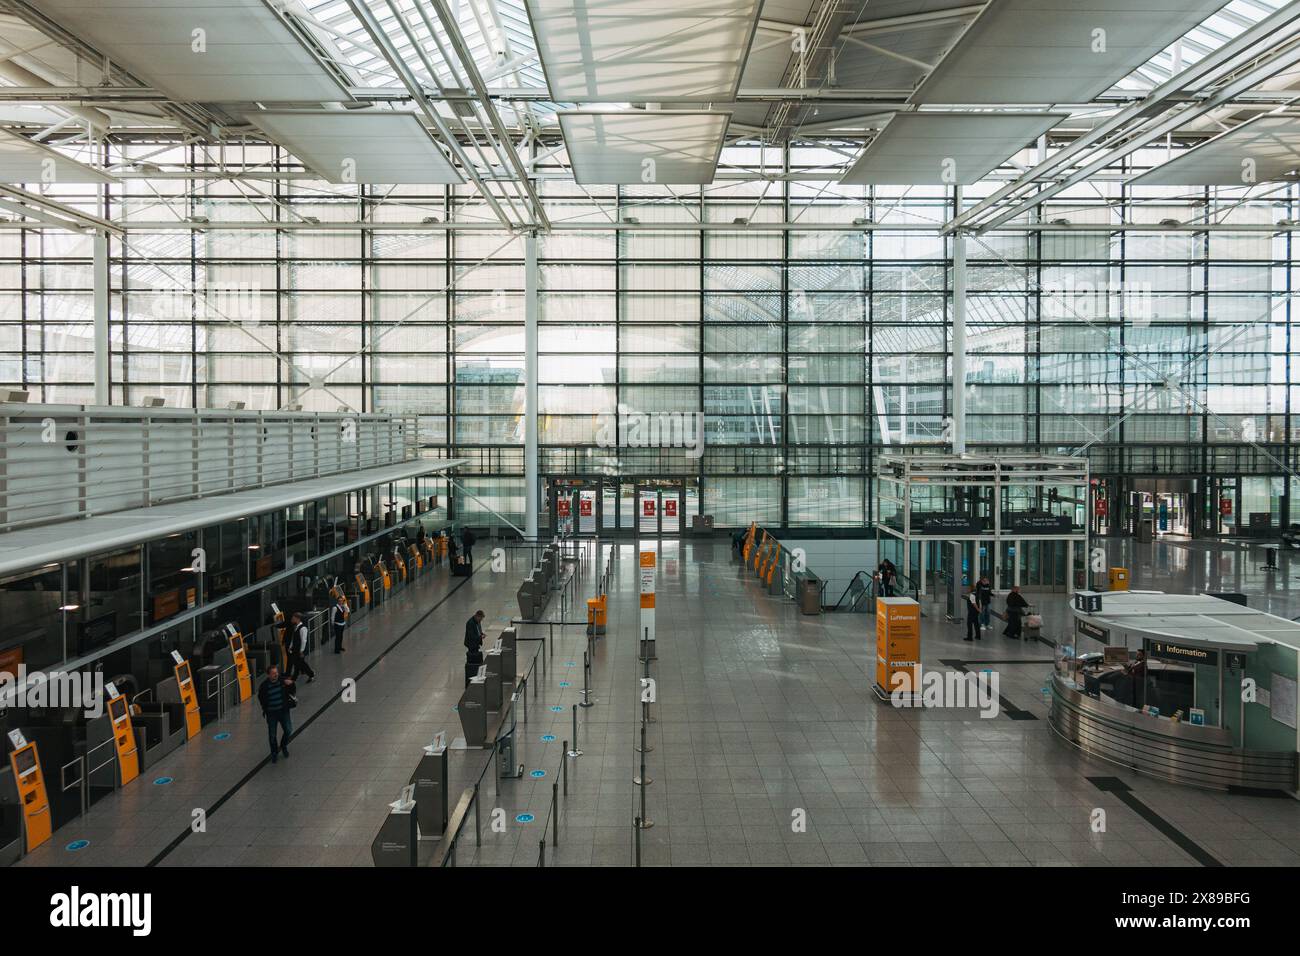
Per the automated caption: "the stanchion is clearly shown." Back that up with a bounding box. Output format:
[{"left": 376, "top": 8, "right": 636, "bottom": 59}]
[
  {"left": 634, "top": 721, "right": 653, "bottom": 786},
  {"left": 635, "top": 723, "right": 653, "bottom": 829},
  {"left": 552, "top": 782, "right": 559, "bottom": 848},
  {"left": 579, "top": 650, "right": 595, "bottom": 707},
  {"left": 562, "top": 741, "right": 569, "bottom": 795},
  {"left": 567, "top": 704, "right": 583, "bottom": 757},
  {"left": 539, "top": 838, "right": 546, "bottom": 867},
  {"left": 634, "top": 816, "right": 642, "bottom": 867},
  {"left": 473, "top": 782, "right": 481, "bottom": 847}
]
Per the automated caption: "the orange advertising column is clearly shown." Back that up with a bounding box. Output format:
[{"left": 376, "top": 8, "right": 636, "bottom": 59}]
[
  {"left": 639, "top": 549, "right": 656, "bottom": 658},
  {"left": 6, "top": 732, "right": 51, "bottom": 853},
  {"left": 874, "top": 597, "right": 921, "bottom": 701}
]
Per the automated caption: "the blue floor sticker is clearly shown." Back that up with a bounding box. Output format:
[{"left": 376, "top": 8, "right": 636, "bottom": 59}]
[
  {"left": 558, "top": 681, "right": 570, "bottom": 687},
  {"left": 515, "top": 813, "right": 534, "bottom": 823},
  {"left": 213, "top": 732, "right": 231, "bottom": 740},
  {"left": 530, "top": 769, "right": 546, "bottom": 778},
  {"left": 65, "top": 840, "right": 89, "bottom": 852},
  {"left": 541, "top": 734, "right": 555, "bottom": 742},
  {"left": 549, "top": 705, "right": 563, "bottom": 712},
  {"left": 153, "top": 777, "right": 173, "bottom": 786}
]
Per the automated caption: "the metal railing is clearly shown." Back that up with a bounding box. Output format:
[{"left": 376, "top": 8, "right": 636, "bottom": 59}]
[
  {"left": 828, "top": 568, "right": 921, "bottom": 612},
  {"left": 58, "top": 737, "right": 118, "bottom": 821},
  {"left": 0, "top": 402, "right": 418, "bottom": 532}
]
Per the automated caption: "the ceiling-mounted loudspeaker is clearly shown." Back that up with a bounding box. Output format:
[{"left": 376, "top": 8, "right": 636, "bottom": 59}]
[
  {"left": 0, "top": 389, "right": 29, "bottom": 403},
  {"left": 140, "top": 396, "right": 165, "bottom": 407},
  {"left": 226, "top": 401, "right": 246, "bottom": 410}
]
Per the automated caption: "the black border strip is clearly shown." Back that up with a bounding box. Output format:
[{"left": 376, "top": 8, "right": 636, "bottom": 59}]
[
  {"left": 939, "top": 658, "right": 1043, "bottom": 720},
  {"left": 146, "top": 560, "right": 484, "bottom": 866},
  {"left": 1088, "top": 776, "right": 1223, "bottom": 867}
]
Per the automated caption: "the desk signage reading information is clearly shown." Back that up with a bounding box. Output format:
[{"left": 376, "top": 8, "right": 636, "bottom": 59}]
[{"left": 1148, "top": 640, "right": 1219, "bottom": 667}]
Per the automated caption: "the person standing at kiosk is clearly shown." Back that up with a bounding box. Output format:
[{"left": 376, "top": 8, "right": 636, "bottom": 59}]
[
  {"left": 460, "top": 527, "right": 476, "bottom": 564},
  {"left": 464, "top": 610, "right": 486, "bottom": 687},
  {"left": 258, "top": 664, "right": 296, "bottom": 763},
  {"left": 963, "top": 586, "right": 982, "bottom": 642},
  {"left": 330, "top": 594, "right": 348, "bottom": 654},
  {"left": 287, "top": 611, "right": 316, "bottom": 683}
]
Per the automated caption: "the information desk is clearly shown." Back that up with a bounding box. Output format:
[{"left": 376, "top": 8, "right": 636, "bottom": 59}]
[{"left": 1053, "top": 590, "right": 1300, "bottom": 793}]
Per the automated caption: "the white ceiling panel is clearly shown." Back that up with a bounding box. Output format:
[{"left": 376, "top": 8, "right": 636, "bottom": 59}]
[
  {"left": 25, "top": 0, "right": 349, "bottom": 101},
  {"left": 249, "top": 111, "right": 463, "bottom": 184},
  {"left": 526, "top": 0, "right": 762, "bottom": 101},
  {"left": 840, "top": 111, "right": 1065, "bottom": 185},
  {"left": 559, "top": 110, "right": 730, "bottom": 185},
  {"left": 1130, "top": 115, "right": 1300, "bottom": 186},
  {"left": 0, "top": 130, "right": 115, "bottom": 184},
  {"left": 912, "top": 0, "right": 1230, "bottom": 105}
]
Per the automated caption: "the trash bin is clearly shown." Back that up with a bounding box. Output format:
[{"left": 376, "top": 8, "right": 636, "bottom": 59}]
[
  {"left": 798, "top": 575, "right": 821, "bottom": 615},
  {"left": 586, "top": 596, "right": 607, "bottom": 636}
]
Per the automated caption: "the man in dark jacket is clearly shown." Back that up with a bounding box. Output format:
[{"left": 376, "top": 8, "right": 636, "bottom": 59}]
[
  {"left": 963, "top": 586, "right": 982, "bottom": 642},
  {"left": 460, "top": 527, "right": 476, "bottom": 564},
  {"left": 976, "top": 575, "right": 993, "bottom": 630},
  {"left": 257, "top": 664, "right": 295, "bottom": 763},
  {"left": 464, "top": 609, "right": 486, "bottom": 686}
]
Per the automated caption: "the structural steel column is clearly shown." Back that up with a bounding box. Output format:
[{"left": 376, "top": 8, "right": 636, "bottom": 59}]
[
  {"left": 951, "top": 186, "right": 966, "bottom": 455},
  {"left": 93, "top": 229, "right": 110, "bottom": 405},
  {"left": 524, "top": 231, "right": 539, "bottom": 539}
]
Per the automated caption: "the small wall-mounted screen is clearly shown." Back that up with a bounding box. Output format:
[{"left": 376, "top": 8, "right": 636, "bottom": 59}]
[{"left": 176, "top": 661, "right": 191, "bottom": 684}]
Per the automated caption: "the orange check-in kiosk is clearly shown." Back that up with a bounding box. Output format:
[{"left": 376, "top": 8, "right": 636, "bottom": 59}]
[
  {"left": 172, "top": 651, "right": 202, "bottom": 739},
  {"left": 104, "top": 687, "right": 140, "bottom": 786},
  {"left": 7, "top": 732, "right": 51, "bottom": 853},
  {"left": 409, "top": 542, "right": 422, "bottom": 571},
  {"left": 354, "top": 572, "right": 370, "bottom": 606},
  {"left": 225, "top": 625, "right": 252, "bottom": 702},
  {"left": 392, "top": 550, "right": 407, "bottom": 582},
  {"left": 377, "top": 559, "right": 392, "bottom": 591}
]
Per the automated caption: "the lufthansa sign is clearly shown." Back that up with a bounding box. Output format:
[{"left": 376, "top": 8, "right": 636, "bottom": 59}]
[{"left": 1148, "top": 640, "right": 1219, "bottom": 667}]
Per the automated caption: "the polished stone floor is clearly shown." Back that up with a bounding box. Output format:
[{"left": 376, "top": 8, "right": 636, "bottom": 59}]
[{"left": 17, "top": 534, "right": 1300, "bottom": 867}]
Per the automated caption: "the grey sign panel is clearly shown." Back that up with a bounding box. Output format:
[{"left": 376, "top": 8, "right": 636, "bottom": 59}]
[
  {"left": 911, "top": 0, "right": 1231, "bottom": 105},
  {"left": 841, "top": 112, "right": 1064, "bottom": 186}
]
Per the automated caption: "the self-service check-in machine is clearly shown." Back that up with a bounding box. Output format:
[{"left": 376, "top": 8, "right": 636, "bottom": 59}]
[
  {"left": 104, "top": 682, "right": 140, "bottom": 787},
  {"left": 377, "top": 559, "right": 392, "bottom": 592},
  {"left": 484, "top": 640, "right": 504, "bottom": 712},
  {"left": 370, "top": 784, "right": 418, "bottom": 867},
  {"left": 410, "top": 731, "right": 449, "bottom": 840},
  {"left": 408, "top": 541, "right": 422, "bottom": 572},
  {"left": 392, "top": 549, "right": 407, "bottom": 583},
  {"left": 225, "top": 625, "right": 253, "bottom": 703},
  {"left": 454, "top": 666, "right": 488, "bottom": 748},
  {"left": 499, "top": 626, "right": 517, "bottom": 689},
  {"left": 171, "top": 651, "right": 202, "bottom": 738},
  {"left": 6, "top": 730, "right": 51, "bottom": 854},
  {"left": 354, "top": 572, "right": 370, "bottom": 606}
]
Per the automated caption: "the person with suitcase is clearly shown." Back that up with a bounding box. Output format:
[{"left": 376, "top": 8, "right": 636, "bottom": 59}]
[{"left": 1004, "top": 585, "right": 1030, "bottom": 639}]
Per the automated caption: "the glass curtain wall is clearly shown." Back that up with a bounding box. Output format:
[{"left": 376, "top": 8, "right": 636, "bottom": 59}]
[{"left": 0, "top": 141, "right": 1294, "bottom": 529}]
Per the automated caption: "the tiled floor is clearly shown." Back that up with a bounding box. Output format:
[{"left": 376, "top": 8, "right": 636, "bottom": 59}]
[{"left": 17, "top": 534, "right": 1300, "bottom": 868}]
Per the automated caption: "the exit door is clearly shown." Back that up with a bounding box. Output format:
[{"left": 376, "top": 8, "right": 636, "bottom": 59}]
[
  {"left": 549, "top": 481, "right": 599, "bottom": 535},
  {"left": 636, "top": 484, "right": 683, "bottom": 536}
]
